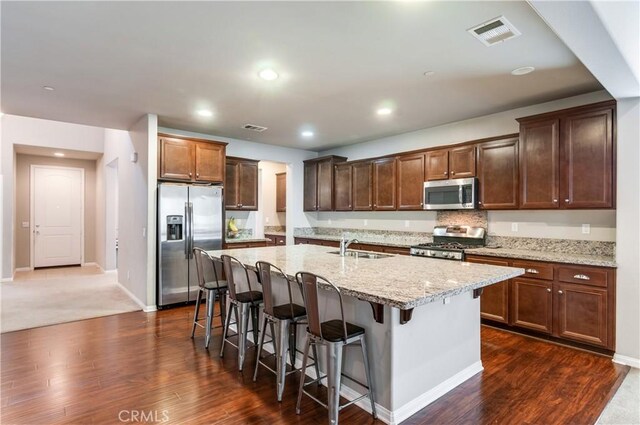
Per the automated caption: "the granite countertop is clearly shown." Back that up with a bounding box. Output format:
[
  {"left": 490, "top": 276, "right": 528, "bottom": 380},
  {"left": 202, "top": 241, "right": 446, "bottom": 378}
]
[
  {"left": 207, "top": 245, "right": 524, "bottom": 310},
  {"left": 225, "top": 237, "right": 270, "bottom": 244},
  {"left": 465, "top": 247, "right": 617, "bottom": 268},
  {"left": 294, "top": 234, "right": 427, "bottom": 249},
  {"left": 264, "top": 231, "right": 286, "bottom": 237}
]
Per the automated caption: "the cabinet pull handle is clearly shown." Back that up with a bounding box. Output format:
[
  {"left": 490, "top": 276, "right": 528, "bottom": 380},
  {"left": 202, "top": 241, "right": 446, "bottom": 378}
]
[
  {"left": 526, "top": 268, "right": 539, "bottom": 274},
  {"left": 558, "top": 290, "right": 564, "bottom": 294},
  {"left": 573, "top": 274, "right": 590, "bottom": 280},
  {"left": 546, "top": 288, "right": 551, "bottom": 293}
]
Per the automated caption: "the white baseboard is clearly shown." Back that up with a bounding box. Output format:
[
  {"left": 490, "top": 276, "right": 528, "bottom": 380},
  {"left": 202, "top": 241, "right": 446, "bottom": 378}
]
[
  {"left": 14, "top": 267, "right": 32, "bottom": 272},
  {"left": 82, "top": 262, "right": 105, "bottom": 273},
  {"left": 613, "top": 354, "right": 640, "bottom": 369},
  {"left": 1, "top": 277, "right": 13, "bottom": 283},
  {"left": 390, "top": 361, "right": 484, "bottom": 424},
  {"left": 114, "top": 280, "right": 147, "bottom": 311},
  {"left": 143, "top": 305, "right": 158, "bottom": 313}
]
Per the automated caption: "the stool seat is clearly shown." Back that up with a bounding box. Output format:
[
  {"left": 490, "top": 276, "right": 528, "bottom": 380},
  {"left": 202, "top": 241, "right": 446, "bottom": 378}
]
[
  {"left": 272, "top": 303, "right": 306, "bottom": 320},
  {"left": 203, "top": 280, "right": 227, "bottom": 290},
  {"left": 235, "top": 291, "right": 263, "bottom": 304},
  {"left": 320, "top": 319, "right": 365, "bottom": 342}
]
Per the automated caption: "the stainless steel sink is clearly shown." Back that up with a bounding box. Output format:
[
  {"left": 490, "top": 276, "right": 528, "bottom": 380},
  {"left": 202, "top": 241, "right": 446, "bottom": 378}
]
[{"left": 328, "top": 250, "right": 392, "bottom": 259}]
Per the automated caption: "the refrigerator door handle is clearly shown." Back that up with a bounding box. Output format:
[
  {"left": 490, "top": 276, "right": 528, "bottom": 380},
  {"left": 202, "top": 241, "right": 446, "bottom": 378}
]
[
  {"left": 184, "top": 202, "right": 190, "bottom": 259},
  {"left": 188, "top": 202, "right": 194, "bottom": 258}
]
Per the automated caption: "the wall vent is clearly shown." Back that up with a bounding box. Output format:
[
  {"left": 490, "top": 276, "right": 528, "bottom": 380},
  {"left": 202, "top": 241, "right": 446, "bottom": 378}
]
[
  {"left": 242, "top": 124, "right": 268, "bottom": 132},
  {"left": 468, "top": 16, "right": 521, "bottom": 46}
]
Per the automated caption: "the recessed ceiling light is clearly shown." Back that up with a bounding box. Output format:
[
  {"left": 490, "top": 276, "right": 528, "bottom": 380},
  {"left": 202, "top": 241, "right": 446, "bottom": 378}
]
[
  {"left": 43, "top": 86, "right": 55, "bottom": 91},
  {"left": 301, "top": 131, "right": 314, "bottom": 138},
  {"left": 511, "top": 66, "right": 535, "bottom": 76},
  {"left": 423, "top": 71, "right": 436, "bottom": 77},
  {"left": 53, "top": 152, "right": 65, "bottom": 157},
  {"left": 196, "top": 109, "right": 213, "bottom": 117},
  {"left": 259, "top": 68, "right": 279, "bottom": 81},
  {"left": 377, "top": 107, "right": 393, "bottom": 116}
]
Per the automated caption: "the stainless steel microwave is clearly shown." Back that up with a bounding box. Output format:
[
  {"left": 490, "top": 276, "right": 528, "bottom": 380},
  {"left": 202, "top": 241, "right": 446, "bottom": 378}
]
[{"left": 423, "top": 177, "right": 477, "bottom": 210}]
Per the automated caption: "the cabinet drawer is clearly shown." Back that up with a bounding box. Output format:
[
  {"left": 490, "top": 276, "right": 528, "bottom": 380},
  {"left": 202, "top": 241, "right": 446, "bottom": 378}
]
[
  {"left": 512, "top": 260, "right": 554, "bottom": 281},
  {"left": 557, "top": 266, "right": 608, "bottom": 288}
]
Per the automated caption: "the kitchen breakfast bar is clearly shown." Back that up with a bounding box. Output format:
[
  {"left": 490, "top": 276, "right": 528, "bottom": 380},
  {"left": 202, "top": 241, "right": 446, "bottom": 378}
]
[{"left": 207, "top": 244, "right": 524, "bottom": 425}]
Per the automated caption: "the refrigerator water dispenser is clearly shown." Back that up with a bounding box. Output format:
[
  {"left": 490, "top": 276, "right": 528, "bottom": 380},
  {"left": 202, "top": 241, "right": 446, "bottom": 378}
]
[{"left": 166, "top": 215, "right": 183, "bottom": 240}]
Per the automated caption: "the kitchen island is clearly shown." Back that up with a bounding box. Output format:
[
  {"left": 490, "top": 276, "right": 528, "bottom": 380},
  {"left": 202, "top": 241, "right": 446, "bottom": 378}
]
[{"left": 207, "top": 244, "right": 524, "bottom": 424}]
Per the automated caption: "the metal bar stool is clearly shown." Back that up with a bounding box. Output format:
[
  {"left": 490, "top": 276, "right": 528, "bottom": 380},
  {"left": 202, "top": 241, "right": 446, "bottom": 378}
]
[
  {"left": 253, "top": 261, "right": 320, "bottom": 401},
  {"left": 219, "top": 254, "right": 263, "bottom": 371},
  {"left": 295, "top": 271, "right": 377, "bottom": 425},
  {"left": 191, "top": 248, "right": 227, "bottom": 349}
]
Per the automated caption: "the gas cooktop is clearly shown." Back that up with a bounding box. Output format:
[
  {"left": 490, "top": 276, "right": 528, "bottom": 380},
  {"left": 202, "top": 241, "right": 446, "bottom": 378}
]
[{"left": 410, "top": 225, "right": 486, "bottom": 261}]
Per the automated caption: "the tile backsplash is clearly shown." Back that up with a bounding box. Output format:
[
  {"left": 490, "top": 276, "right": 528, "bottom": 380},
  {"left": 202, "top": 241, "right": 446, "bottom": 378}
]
[{"left": 436, "top": 210, "right": 488, "bottom": 228}]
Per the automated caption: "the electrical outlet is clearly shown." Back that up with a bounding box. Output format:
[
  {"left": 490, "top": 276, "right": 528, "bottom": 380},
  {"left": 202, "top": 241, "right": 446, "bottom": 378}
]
[
  {"left": 265, "top": 217, "right": 270, "bottom": 223},
  {"left": 363, "top": 219, "right": 368, "bottom": 226},
  {"left": 443, "top": 297, "right": 451, "bottom": 305},
  {"left": 328, "top": 219, "right": 332, "bottom": 225},
  {"left": 127, "top": 270, "right": 130, "bottom": 281},
  {"left": 511, "top": 222, "right": 519, "bottom": 232},
  {"left": 142, "top": 227, "right": 146, "bottom": 238},
  {"left": 582, "top": 224, "right": 591, "bottom": 234},
  {"left": 404, "top": 220, "right": 410, "bottom": 228}
]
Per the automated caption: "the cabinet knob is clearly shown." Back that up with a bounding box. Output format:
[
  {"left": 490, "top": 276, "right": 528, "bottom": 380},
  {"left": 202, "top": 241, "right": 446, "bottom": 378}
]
[
  {"left": 553, "top": 199, "right": 558, "bottom": 203},
  {"left": 443, "top": 172, "right": 448, "bottom": 175},
  {"left": 451, "top": 171, "right": 455, "bottom": 175},
  {"left": 196, "top": 173, "right": 199, "bottom": 178},
  {"left": 565, "top": 199, "right": 570, "bottom": 203},
  {"left": 189, "top": 172, "right": 193, "bottom": 177},
  {"left": 478, "top": 201, "right": 482, "bottom": 205},
  {"left": 546, "top": 288, "right": 551, "bottom": 293},
  {"left": 349, "top": 204, "right": 351, "bottom": 208},
  {"left": 558, "top": 290, "right": 564, "bottom": 295}
]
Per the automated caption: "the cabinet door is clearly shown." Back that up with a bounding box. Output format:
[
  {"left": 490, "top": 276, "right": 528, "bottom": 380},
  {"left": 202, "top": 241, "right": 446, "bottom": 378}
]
[
  {"left": 264, "top": 234, "right": 277, "bottom": 246},
  {"left": 317, "top": 159, "right": 335, "bottom": 211},
  {"left": 449, "top": 146, "right": 476, "bottom": 178},
  {"left": 477, "top": 138, "right": 518, "bottom": 209},
  {"left": 425, "top": 149, "right": 449, "bottom": 181},
  {"left": 352, "top": 162, "right": 373, "bottom": 211},
  {"left": 372, "top": 158, "right": 397, "bottom": 210},
  {"left": 561, "top": 107, "right": 614, "bottom": 209},
  {"left": 519, "top": 119, "right": 560, "bottom": 208},
  {"left": 334, "top": 163, "right": 353, "bottom": 211},
  {"left": 556, "top": 283, "right": 609, "bottom": 348},
  {"left": 303, "top": 162, "right": 318, "bottom": 211},
  {"left": 511, "top": 277, "right": 553, "bottom": 334},
  {"left": 466, "top": 256, "right": 510, "bottom": 323},
  {"left": 276, "top": 173, "right": 286, "bottom": 212},
  {"left": 397, "top": 154, "right": 425, "bottom": 210},
  {"left": 194, "top": 142, "right": 224, "bottom": 182},
  {"left": 225, "top": 163, "right": 238, "bottom": 209},
  {"left": 160, "top": 137, "right": 194, "bottom": 181},
  {"left": 238, "top": 161, "right": 258, "bottom": 210}
]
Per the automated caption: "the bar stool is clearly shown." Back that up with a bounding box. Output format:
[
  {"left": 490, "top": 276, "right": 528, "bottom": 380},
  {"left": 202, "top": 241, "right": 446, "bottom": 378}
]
[
  {"left": 253, "top": 261, "right": 320, "bottom": 401},
  {"left": 219, "top": 254, "right": 263, "bottom": 371},
  {"left": 295, "top": 271, "right": 377, "bottom": 425},
  {"left": 191, "top": 248, "right": 227, "bottom": 349}
]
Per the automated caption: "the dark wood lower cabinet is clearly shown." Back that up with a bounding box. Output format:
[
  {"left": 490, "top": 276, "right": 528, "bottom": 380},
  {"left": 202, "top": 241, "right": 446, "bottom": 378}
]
[
  {"left": 466, "top": 254, "right": 615, "bottom": 352},
  {"left": 293, "top": 237, "right": 410, "bottom": 255},
  {"left": 265, "top": 234, "right": 286, "bottom": 247},
  {"left": 223, "top": 241, "right": 267, "bottom": 249},
  {"left": 511, "top": 278, "right": 553, "bottom": 334}
]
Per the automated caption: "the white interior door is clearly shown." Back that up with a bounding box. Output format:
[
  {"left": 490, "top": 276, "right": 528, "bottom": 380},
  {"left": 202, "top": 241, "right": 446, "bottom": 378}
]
[{"left": 33, "top": 166, "right": 84, "bottom": 268}]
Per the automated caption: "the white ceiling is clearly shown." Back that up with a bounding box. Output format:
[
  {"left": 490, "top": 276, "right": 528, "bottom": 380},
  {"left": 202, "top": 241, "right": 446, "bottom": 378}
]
[{"left": 1, "top": 1, "right": 602, "bottom": 151}]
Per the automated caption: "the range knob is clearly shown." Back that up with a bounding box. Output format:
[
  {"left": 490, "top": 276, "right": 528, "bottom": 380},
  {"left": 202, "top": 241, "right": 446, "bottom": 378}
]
[
  {"left": 443, "top": 252, "right": 451, "bottom": 258},
  {"left": 429, "top": 251, "right": 437, "bottom": 257}
]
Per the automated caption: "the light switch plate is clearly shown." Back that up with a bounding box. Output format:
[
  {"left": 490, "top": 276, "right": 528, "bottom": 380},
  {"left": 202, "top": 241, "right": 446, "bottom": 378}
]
[
  {"left": 404, "top": 220, "right": 410, "bottom": 228},
  {"left": 363, "top": 219, "right": 368, "bottom": 226},
  {"left": 511, "top": 222, "right": 518, "bottom": 232}
]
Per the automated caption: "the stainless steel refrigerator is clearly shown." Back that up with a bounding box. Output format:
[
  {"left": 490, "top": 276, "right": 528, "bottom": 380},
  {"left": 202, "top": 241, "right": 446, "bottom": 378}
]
[{"left": 157, "top": 183, "right": 223, "bottom": 308}]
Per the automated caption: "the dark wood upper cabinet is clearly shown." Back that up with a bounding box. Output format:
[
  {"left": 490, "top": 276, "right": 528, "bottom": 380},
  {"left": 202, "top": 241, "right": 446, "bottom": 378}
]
[
  {"left": 425, "top": 146, "right": 476, "bottom": 181},
  {"left": 477, "top": 138, "right": 519, "bottom": 209},
  {"left": 194, "top": 142, "right": 225, "bottom": 182},
  {"left": 449, "top": 146, "right": 476, "bottom": 178},
  {"left": 518, "top": 100, "right": 615, "bottom": 210},
  {"left": 303, "top": 156, "right": 347, "bottom": 211},
  {"left": 397, "top": 153, "right": 425, "bottom": 210},
  {"left": 511, "top": 277, "right": 554, "bottom": 335},
  {"left": 425, "top": 149, "right": 449, "bottom": 181},
  {"left": 561, "top": 106, "right": 614, "bottom": 208},
  {"left": 352, "top": 161, "right": 373, "bottom": 210},
  {"left": 373, "top": 157, "right": 396, "bottom": 210},
  {"left": 225, "top": 157, "right": 258, "bottom": 210},
  {"left": 276, "top": 172, "right": 286, "bottom": 212},
  {"left": 334, "top": 163, "right": 353, "bottom": 211},
  {"left": 158, "top": 134, "right": 226, "bottom": 183},
  {"left": 518, "top": 118, "right": 561, "bottom": 209}
]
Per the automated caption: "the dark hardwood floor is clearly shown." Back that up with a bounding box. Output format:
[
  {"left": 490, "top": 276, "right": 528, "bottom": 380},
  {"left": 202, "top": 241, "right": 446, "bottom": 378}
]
[{"left": 1, "top": 307, "right": 629, "bottom": 424}]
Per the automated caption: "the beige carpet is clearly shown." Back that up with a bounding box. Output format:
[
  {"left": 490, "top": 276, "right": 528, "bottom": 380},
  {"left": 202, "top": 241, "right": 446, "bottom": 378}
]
[
  {"left": 598, "top": 368, "right": 640, "bottom": 425},
  {"left": 0, "top": 266, "right": 142, "bottom": 333}
]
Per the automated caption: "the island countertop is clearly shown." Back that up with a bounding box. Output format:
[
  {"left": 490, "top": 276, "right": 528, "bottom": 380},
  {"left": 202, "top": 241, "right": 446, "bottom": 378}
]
[{"left": 207, "top": 245, "right": 524, "bottom": 310}]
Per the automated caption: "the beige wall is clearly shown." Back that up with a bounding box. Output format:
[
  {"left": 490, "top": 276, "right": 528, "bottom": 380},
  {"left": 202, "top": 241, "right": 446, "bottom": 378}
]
[
  {"left": 259, "top": 161, "right": 287, "bottom": 228},
  {"left": 14, "top": 154, "right": 97, "bottom": 268}
]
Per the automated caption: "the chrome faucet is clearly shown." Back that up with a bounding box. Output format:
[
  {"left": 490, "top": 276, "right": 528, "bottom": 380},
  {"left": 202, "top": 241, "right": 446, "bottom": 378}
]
[{"left": 339, "top": 236, "right": 359, "bottom": 256}]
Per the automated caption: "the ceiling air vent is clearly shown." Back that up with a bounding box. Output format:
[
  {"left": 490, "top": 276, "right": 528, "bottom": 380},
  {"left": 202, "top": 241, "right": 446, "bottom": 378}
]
[
  {"left": 468, "top": 16, "right": 521, "bottom": 46},
  {"left": 242, "top": 124, "right": 268, "bottom": 132}
]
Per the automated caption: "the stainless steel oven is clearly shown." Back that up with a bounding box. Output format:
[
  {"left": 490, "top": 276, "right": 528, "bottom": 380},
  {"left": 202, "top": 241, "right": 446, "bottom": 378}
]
[{"left": 423, "top": 177, "right": 477, "bottom": 210}]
